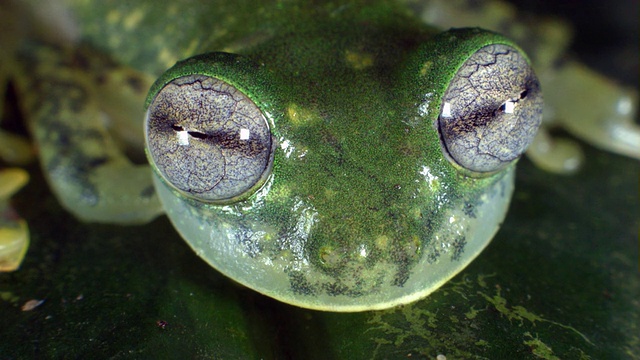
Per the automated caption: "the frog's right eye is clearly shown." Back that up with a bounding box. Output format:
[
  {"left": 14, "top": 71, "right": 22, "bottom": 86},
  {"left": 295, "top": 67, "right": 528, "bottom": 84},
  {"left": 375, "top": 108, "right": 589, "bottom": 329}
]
[{"left": 145, "top": 74, "right": 273, "bottom": 203}]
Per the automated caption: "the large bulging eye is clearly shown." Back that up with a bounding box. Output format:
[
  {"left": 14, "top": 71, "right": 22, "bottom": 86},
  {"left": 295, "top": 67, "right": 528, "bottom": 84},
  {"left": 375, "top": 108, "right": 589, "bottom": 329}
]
[
  {"left": 438, "top": 44, "right": 543, "bottom": 173},
  {"left": 145, "top": 74, "right": 273, "bottom": 203}
]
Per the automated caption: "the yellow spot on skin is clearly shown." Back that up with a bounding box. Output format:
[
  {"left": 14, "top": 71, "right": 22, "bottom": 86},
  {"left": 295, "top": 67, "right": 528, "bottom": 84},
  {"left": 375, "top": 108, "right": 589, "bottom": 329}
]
[
  {"left": 286, "top": 104, "right": 319, "bottom": 126},
  {"left": 167, "top": 4, "right": 179, "bottom": 16},
  {"left": 287, "top": 105, "right": 300, "bottom": 124},
  {"left": 123, "top": 9, "right": 145, "bottom": 31},
  {"left": 420, "top": 61, "right": 433, "bottom": 76},
  {"left": 185, "top": 39, "right": 200, "bottom": 56},
  {"left": 106, "top": 10, "right": 121, "bottom": 25},
  {"left": 375, "top": 235, "right": 389, "bottom": 249},
  {"left": 323, "top": 188, "right": 336, "bottom": 199},
  {"left": 403, "top": 235, "right": 420, "bottom": 256},
  {"left": 269, "top": 184, "right": 291, "bottom": 201},
  {"left": 320, "top": 246, "right": 341, "bottom": 266},
  {"left": 410, "top": 207, "right": 422, "bottom": 220},
  {"left": 158, "top": 47, "right": 177, "bottom": 69},
  {"left": 345, "top": 49, "right": 374, "bottom": 70}
]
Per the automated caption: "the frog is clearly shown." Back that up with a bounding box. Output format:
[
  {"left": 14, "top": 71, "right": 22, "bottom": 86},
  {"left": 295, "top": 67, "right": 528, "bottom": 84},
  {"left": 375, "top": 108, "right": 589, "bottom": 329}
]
[{"left": 0, "top": 0, "right": 638, "bottom": 311}]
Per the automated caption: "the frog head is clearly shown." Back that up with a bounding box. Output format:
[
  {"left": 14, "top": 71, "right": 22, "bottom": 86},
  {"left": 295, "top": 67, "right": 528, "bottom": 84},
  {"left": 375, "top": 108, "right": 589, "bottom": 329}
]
[{"left": 144, "top": 22, "right": 542, "bottom": 311}]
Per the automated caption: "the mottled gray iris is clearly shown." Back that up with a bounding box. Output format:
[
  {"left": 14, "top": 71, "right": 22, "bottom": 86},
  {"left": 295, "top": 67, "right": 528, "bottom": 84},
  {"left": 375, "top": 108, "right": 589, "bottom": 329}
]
[
  {"left": 438, "top": 44, "right": 543, "bottom": 173},
  {"left": 146, "top": 75, "right": 272, "bottom": 202}
]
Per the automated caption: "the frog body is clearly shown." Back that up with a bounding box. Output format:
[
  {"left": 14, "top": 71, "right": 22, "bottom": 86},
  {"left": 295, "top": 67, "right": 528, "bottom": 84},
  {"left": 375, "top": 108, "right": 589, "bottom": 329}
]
[{"left": 1, "top": 0, "right": 637, "bottom": 311}]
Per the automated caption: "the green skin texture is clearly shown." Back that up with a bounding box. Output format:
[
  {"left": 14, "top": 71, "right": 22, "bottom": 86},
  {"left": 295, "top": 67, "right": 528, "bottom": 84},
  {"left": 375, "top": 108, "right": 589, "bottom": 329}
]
[
  {"left": 2, "top": 0, "right": 540, "bottom": 311},
  {"left": 144, "top": 15, "right": 527, "bottom": 311}
]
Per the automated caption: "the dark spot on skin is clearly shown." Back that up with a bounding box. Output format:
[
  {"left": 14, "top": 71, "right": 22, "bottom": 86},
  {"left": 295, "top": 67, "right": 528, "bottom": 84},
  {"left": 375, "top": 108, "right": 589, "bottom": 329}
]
[
  {"left": 28, "top": 77, "right": 89, "bottom": 115},
  {"left": 46, "top": 152, "right": 100, "bottom": 206},
  {"left": 389, "top": 235, "right": 422, "bottom": 287},
  {"left": 77, "top": 181, "right": 100, "bottom": 206},
  {"left": 126, "top": 74, "right": 147, "bottom": 93},
  {"left": 70, "top": 47, "right": 92, "bottom": 70},
  {"left": 322, "top": 281, "right": 365, "bottom": 298},
  {"left": 323, "top": 282, "right": 348, "bottom": 296},
  {"left": 463, "top": 203, "right": 476, "bottom": 218},
  {"left": 427, "top": 248, "right": 441, "bottom": 264},
  {"left": 499, "top": 178, "right": 508, "bottom": 198},
  {"left": 451, "top": 236, "right": 467, "bottom": 261},
  {"left": 140, "top": 185, "right": 156, "bottom": 198},
  {"left": 87, "top": 156, "right": 109, "bottom": 169},
  {"left": 287, "top": 270, "right": 316, "bottom": 296},
  {"left": 392, "top": 262, "right": 410, "bottom": 287},
  {"left": 96, "top": 74, "right": 108, "bottom": 85}
]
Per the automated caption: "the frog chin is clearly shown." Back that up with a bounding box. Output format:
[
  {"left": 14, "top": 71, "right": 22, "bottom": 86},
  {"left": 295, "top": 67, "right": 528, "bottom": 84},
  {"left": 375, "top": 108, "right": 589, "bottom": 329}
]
[{"left": 153, "top": 168, "right": 514, "bottom": 312}]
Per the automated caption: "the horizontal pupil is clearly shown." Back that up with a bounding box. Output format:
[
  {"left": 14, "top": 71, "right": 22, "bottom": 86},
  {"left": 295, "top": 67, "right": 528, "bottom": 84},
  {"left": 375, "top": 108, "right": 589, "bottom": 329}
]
[
  {"left": 188, "top": 131, "right": 209, "bottom": 139},
  {"left": 519, "top": 90, "right": 528, "bottom": 99},
  {"left": 171, "top": 124, "right": 209, "bottom": 140}
]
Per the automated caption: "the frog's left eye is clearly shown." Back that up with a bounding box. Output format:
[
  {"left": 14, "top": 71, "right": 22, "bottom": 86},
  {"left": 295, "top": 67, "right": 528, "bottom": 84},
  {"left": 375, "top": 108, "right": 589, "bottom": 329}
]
[
  {"left": 438, "top": 44, "right": 543, "bottom": 173},
  {"left": 145, "top": 74, "right": 273, "bottom": 203}
]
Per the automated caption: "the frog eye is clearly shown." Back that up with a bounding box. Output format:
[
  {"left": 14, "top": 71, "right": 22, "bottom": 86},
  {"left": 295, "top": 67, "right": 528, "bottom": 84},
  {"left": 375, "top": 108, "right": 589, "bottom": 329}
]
[
  {"left": 145, "top": 74, "right": 273, "bottom": 203},
  {"left": 438, "top": 44, "right": 543, "bottom": 173}
]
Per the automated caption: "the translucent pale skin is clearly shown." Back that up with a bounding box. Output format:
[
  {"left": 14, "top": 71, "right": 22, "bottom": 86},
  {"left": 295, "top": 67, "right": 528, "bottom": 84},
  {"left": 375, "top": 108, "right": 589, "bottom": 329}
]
[{"left": 1, "top": 0, "right": 638, "bottom": 308}]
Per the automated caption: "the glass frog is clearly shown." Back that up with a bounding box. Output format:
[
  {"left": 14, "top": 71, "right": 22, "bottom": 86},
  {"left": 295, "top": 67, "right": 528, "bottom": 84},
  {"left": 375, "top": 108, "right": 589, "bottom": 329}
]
[{"left": 1, "top": 0, "right": 638, "bottom": 311}]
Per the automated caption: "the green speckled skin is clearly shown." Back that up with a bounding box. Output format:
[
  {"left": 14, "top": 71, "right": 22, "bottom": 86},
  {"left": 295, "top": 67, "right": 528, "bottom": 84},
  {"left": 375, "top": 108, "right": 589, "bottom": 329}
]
[{"left": 144, "top": 9, "right": 524, "bottom": 310}]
